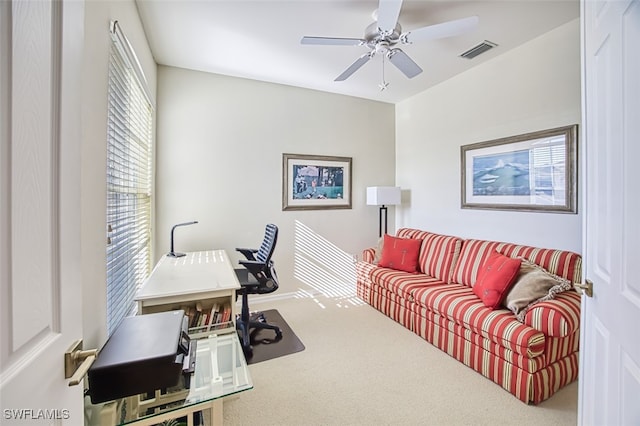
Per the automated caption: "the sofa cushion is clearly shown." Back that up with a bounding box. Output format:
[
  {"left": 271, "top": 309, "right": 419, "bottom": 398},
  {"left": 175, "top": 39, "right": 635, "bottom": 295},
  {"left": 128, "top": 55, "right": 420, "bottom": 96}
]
[
  {"left": 418, "top": 233, "right": 463, "bottom": 283},
  {"left": 505, "top": 259, "right": 573, "bottom": 322},
  {"left": 451, "top": 239, "right": 582, "bottom": 287},
  {"left": 370, "top": 286, "right": 414, "bottom": 330},
  {"left": 473, "top": 252, "right": 522, "bottom": 309},
  {"left": 370, "top": 267, "right": 445, "bottom": 300},
  {"left": 413, "top": 284, "right": 546, "bottom": 357},
  {"left": 397, "top": 227, "right": 431, "bottom": 241},
  {"left": 378, "top": 234, "right": 422, "bottom": 273},
  {"left": 498, "top": 244, "right": 582, "bottom": 285},
  {"left": 396, "top": 229, "right": 463, "bottom": 279},
  {"left": 451, "top": 239, "right": 505, "bottom": 287}
]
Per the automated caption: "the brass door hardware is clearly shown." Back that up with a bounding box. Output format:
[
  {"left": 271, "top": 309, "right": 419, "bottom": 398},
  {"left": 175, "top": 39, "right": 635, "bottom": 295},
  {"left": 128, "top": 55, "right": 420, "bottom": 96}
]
[
  {"left": 575, "top": 279, "right": 593, "bottom": 298},
  {"left": 64, "top": 339, "right": 98, "bottom": 386}
]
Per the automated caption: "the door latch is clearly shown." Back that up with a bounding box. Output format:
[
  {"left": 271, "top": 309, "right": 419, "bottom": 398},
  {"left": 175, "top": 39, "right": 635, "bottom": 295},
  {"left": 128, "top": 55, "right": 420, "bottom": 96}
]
[
  {"left": 64, "top": 339, "right": 98, "bottom": 386},
  {"left": 574, "top": 279, "right": 593, "bottom": 298}
]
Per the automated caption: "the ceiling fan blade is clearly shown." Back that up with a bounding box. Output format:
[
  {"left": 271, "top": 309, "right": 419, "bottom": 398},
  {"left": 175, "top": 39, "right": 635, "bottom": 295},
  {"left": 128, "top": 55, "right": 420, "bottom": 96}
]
[
  {"left": 335, "top": 52, "right": 373, "bottom": 81},
  {"left": 301, "top": 36, "right": 365, "bottom": 46},
  {"left": 387, "top": 49, "right": 422, "bottom": 78},
  {"left": 377, "top": 0, "right": 403, "bottom": 33},
  {"left": 402, "top": 16, "right": 479, "bottom": 43}
]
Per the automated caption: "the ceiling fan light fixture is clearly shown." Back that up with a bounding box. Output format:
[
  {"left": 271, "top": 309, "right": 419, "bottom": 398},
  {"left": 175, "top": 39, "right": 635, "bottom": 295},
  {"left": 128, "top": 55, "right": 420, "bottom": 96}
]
[{"left": 375, "top": 41, "right": 390, "bottom": 54}]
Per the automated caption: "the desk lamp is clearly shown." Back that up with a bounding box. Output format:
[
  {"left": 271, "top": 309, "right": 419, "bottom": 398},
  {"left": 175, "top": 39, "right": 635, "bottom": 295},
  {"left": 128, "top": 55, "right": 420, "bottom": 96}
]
[
  {"left": 366, "top": 186, "right": 401, "bottom": 237},
  {"left": 167, "top": 221, "right": 198, "bottom": 257}
]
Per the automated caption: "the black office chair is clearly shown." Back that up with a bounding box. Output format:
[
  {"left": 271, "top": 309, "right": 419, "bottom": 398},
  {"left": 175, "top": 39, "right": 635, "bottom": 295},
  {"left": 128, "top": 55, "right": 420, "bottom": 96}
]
[{"left": 235, "top": 223, "right": 282, "bottom": 356}]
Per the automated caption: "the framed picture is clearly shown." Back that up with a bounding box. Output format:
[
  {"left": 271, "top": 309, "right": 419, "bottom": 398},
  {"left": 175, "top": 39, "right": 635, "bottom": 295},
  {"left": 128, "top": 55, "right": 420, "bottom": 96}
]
[
  {"left": 461, "top": 124, "right": 578, "bottom": 213},
  {"left": 282, "top": 153, "right": 352, "bottom": 211}
]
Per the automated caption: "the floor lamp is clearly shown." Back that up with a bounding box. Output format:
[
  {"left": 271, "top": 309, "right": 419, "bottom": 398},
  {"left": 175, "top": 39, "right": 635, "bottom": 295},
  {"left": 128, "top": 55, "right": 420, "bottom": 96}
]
[{"left": 366, "top": 186, "right": 401, "bottom": 237}]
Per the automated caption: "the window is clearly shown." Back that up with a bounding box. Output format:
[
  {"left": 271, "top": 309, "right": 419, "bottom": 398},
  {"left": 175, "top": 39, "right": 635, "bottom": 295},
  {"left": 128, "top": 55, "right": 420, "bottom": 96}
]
[{"left": 105, "top": 21, "right": 153, "bottom": 336}]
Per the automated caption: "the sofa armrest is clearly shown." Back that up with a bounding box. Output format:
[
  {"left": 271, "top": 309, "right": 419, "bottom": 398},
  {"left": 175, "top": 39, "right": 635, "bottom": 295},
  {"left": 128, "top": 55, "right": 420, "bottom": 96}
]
[
  {"left": 355, "top": 260, "right": 378, "bottom": 304},
  {"left": 524, "top": 290, "right": 581, "bottom": 337},
  {"left": 362, "top": 248, "right": 376, "bottom": 264}
]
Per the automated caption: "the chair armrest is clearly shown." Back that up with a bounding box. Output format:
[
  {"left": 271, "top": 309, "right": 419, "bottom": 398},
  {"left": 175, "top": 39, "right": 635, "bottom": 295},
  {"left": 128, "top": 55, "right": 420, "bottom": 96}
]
[
  {"left": 239, "top": 259, "right": 265, "bottom": 266},
  {"left": 523, "top": 290, "right": 581, "bottom": 337},
  {"left": 238, "top": 259, "right": 266, "bottom": 274},
  {"left": 236, "top": 247, "right": 258, "bottom": 260}
]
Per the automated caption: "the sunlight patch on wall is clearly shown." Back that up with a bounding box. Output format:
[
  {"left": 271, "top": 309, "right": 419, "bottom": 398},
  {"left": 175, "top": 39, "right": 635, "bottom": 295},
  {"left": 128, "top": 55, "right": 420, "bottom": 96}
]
[{"left": 293, "top": 220, "right": 363, "bottom": 307}]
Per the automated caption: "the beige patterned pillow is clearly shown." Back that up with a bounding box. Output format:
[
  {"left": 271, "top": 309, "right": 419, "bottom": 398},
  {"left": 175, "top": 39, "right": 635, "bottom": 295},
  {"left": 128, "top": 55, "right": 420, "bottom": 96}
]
[
  {"left": 372, "top": 236, "right": 385, "bottom": 264},
  {"left": 504, "top": 258, "right": 572, "bottom": 322}
]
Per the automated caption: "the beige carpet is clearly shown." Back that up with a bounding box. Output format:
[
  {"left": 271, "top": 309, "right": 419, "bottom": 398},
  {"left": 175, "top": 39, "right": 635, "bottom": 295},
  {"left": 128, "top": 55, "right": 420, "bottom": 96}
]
[{"left": 223, "top": 291, "right": 578, "bottom": 425}]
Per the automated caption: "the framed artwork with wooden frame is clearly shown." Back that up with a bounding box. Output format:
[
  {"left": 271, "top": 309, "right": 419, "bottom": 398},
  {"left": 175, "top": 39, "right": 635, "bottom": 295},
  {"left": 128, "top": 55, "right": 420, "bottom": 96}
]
[
  {"left": 461, "top": 124, "right": 578, "bottom": 213},
  {"left": 282, "top": 153, "right": 352, "bottom": 211}
]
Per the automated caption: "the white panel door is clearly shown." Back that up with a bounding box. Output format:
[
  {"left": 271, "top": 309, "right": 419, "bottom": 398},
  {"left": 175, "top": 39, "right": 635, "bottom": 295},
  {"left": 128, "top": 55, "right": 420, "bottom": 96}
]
[
  {"left": 0, "top": 0, "right": 85, "bottom": 423},
  {"left": 579, "top": 0, "right": 640, "bottom": 424}
]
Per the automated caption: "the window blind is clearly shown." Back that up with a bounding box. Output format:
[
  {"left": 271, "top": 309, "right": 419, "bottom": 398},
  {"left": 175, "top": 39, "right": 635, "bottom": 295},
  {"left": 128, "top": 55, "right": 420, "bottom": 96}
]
[{"left": 106, "top": 21, "right": 153, "bottom": 336}]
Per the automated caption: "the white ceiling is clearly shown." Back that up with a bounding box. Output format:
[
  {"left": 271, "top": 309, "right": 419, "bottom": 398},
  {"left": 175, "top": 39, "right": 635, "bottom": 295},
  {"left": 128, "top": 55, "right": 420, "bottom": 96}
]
[{"left": 136, "top": 0, "right": 579, "bottom": 104}]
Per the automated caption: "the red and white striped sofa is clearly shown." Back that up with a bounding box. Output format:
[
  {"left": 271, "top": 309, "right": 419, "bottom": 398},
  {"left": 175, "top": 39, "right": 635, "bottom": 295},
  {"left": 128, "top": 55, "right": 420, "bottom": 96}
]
[{"left": 355, "top": 228, "right": 582, "bottom": 404}]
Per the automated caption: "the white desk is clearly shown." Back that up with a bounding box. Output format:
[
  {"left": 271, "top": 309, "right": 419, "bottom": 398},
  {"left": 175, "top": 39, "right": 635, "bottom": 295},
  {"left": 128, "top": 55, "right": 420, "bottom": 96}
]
[
  {"left": 85, "top": 251, "right": 248, "bottom": 425},
  {"left": 135, "top": 250, "right": 240, "bottom": 336}
]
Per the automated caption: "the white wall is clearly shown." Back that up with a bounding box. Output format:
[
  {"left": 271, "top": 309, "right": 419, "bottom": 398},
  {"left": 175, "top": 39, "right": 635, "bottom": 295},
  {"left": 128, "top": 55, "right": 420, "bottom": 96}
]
[
  {"left": 78, "top": 11, "right": 579, "bottom": 347},
  {"left": 81, "top": 0, "right": 156, "bottom": 348},
  {"left": 155, "top": 67, "right": 395, "bottom": 295},
  {"left": 395, "top": 19, "right": 582, "bottom": 253}
]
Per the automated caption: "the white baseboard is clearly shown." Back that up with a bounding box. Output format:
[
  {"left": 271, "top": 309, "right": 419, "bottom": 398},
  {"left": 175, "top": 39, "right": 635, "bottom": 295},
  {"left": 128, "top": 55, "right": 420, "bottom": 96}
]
[{"left": 234, "top": 287, "right": 326, "bottom": 307}]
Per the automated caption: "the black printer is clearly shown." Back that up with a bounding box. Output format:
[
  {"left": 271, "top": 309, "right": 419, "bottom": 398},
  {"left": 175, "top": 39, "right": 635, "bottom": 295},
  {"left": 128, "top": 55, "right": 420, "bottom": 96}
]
[{"left": 88, "top": 310, "right": 189, "bottom": 404}]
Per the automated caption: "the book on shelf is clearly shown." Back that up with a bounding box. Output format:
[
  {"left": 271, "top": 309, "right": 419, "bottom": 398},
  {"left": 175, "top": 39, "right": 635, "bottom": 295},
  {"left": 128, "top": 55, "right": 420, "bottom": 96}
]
[
  {"left": 177, "top": 300, "right": 233, "bottom": 331},
  {"left": 191, "top": 312, "right": 199, "bottom": 328},
  {"left": 220, "top": 303, "right": 231, "bottom": 324},
  {"left": 191, "top": 302, "right": 205, "bottom": 328},
  {"left": 208, "top": 303, "right": 220, "bottom": 326},
  {"left": 197, "top": 312, "right": 207, "bottom": 328},
  {"left": 181, "top": 305, "right": 196, "bottom": 328}
]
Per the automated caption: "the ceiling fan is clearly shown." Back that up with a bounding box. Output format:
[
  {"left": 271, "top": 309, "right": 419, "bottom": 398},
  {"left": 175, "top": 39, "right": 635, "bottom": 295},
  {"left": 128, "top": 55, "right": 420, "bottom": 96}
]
[{"left": 301, "top": 0, "right": 479, "bottom": 87}]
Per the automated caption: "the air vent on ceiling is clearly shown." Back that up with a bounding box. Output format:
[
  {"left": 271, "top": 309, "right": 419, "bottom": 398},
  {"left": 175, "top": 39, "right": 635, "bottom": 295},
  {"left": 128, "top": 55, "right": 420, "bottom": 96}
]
[{"left": 459, "top": 40, "right": 498, "bottom": 59}]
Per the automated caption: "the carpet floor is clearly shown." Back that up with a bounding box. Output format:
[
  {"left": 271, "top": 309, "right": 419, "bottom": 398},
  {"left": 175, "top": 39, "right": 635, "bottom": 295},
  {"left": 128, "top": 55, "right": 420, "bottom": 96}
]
[{"left": 223, "top": 291, "right": 578, "bottom": 425}]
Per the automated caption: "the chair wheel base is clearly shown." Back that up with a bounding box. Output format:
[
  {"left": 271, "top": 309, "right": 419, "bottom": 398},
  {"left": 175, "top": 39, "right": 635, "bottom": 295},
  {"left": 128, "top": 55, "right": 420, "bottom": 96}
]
[{"left": 236, "top": 313, "right": 282, "bottom": 359}]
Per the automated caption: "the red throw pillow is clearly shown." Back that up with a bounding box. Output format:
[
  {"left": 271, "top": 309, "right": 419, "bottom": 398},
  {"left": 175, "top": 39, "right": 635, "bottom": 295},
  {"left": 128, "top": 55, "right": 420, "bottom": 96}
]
[
  {"left": 378, "top": 234, "right": 422, "bottom": 273},
  {"left": 473, "top": 251, "right": 522, "bottom": 309}
]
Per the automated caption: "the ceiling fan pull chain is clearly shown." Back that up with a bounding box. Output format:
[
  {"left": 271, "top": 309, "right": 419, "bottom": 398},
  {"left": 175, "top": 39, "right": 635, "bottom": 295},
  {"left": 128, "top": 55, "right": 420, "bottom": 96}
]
[{"left": 379, "top": 55, "right": 389, "bottom": 91}]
